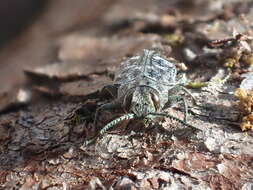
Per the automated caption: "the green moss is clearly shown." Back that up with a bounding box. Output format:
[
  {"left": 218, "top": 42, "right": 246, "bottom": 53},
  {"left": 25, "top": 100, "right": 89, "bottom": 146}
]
[{"left": 164, "top": 33, "right": 184, "bottom": 46}]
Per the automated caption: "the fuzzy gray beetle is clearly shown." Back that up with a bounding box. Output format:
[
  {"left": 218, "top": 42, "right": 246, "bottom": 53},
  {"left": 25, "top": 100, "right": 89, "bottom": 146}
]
[{"left": 84, "top": 49, "right": 201, "bottom": 145}]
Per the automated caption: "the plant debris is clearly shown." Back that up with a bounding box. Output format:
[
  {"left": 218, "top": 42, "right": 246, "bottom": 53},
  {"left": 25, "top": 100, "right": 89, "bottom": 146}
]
[{"left": 235, "top": 88, "right": 253, "bottom": 131}]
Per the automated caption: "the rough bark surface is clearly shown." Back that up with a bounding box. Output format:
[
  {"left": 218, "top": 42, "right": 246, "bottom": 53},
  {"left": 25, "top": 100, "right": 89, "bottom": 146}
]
[{"left": 0, "top": 0, "right": 252, "bottom": 189}]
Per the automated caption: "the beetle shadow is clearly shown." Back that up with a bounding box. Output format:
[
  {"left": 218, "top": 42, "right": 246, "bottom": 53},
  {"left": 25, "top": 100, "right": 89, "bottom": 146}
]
[
  {"left": 121, "top": 118, "right": 201, "bottom": 142},
  {"left": 188, "top": 100, "right": 242, "bottom": 134}
]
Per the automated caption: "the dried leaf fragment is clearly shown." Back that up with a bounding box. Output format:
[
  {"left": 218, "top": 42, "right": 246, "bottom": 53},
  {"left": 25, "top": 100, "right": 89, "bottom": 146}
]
[
  {"left": 241, "top": 114, "right": 253, "bottom": 131},
  {"left": 234, "top": 88, "right": 253, "bottom": 131}
]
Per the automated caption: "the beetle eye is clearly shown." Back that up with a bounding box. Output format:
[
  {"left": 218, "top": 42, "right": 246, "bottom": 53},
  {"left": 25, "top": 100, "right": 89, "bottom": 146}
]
[
  {"left": 124, "top": 93, "right": 133, "bottom": 111},
  {"left": 150, "top": 92, "right": 160, "bottom": 111}
]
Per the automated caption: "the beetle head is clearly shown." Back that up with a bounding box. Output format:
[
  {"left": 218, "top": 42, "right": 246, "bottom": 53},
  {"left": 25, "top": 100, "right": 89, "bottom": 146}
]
[{"left": 124, "top": 86, "right": 160, "bottom": 118}]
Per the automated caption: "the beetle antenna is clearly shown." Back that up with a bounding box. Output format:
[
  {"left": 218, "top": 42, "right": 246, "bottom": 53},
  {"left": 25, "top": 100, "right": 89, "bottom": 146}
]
[
  {"left": 149, "top": 112, "right": 203, "bottom": 131},
  {"left": 83, "top": 113, "right": 135, "bottom": 146}
]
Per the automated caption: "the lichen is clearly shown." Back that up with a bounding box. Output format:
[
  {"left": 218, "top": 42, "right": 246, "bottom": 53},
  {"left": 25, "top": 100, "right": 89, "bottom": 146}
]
[
  {"left": 186, "top": 82, "right": 208, "bottom": 88},
  {"left": 223, "top": 57, "right": 237, "bottom": 69},
  {"left": 234, "top": 88, "right": 253, "bottom": 131}
]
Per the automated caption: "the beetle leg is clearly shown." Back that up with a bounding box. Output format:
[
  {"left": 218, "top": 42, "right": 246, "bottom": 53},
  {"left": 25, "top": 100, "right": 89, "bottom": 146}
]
[
  {"left": 168, "top": 85, "right": 199, "bottom": 106},
  {"left": 100, "top": 84, "right": 119, "bottom": 99},
  {"left": 164, "top": 95, "right": 188, "bottom": 122},
  {"left": 94, "top": 83, "right": 120, "bottom": 129},
  {"left": 180, "top": 86, "right": 198, "bottom": 105},
  {"left": 94, "top": 101, "right": 122, "bottom": 129},
  {"left": 83, "top": 99, "right": 122, "bottom": 148}
]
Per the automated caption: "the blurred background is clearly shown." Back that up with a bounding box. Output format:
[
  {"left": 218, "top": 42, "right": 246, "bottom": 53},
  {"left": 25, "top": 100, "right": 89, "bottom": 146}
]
[
  {"left": 0, "top": 0, "right": 252, "bottom": 109},
  {"left": 0, "top": 0, "right": 114, "bottom": 95}
]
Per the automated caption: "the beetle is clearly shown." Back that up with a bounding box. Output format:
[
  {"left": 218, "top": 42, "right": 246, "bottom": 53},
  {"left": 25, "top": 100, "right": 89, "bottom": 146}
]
[{"left": 84, "top": 49, "right": 201, "bottom": 145}]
